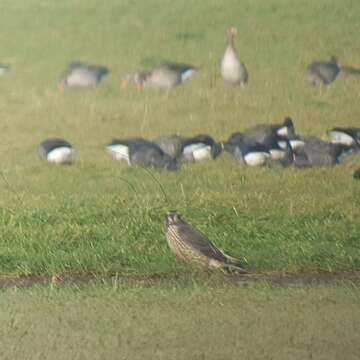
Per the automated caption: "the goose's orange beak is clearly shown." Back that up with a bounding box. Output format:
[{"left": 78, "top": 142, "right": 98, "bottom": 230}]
[{"left": 228, "top": 26, "right": 238, "bottom": 36}]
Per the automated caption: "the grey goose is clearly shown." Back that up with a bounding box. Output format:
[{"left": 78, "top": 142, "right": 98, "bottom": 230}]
[{"left": 220, "top": 26, "right": 248, "bottom": 86}]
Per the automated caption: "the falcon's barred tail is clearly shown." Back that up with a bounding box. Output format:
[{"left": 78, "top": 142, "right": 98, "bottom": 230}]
[
  {"left": 223, "top": 254, "right": 248, "bottom": 273},
  {"left": 208, "top": 259, "right": 247, "bottom": 274},
  {"left": 223, "top": 262, "right": 248, "bottom": 274}
]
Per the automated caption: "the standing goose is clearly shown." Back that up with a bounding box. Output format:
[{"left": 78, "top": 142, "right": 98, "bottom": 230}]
[
  {"left": 220, "top": 26, "right": 248, "bottom": 86},
  {"left": 306, "top": 57, "right": 360, "bottom": 86},
  {"left": 59, "top": 62, "right": 109, "bottom": 91},
  {"left": 106, "top": 138, "right": 178, "bottom": 171},
  {"left": 122, "top": 63, "right": 197, "bottom": 90},
  {"left": 306, "top": 57, "right": 341, "bottom": 86},
  {"left": 38, "top": 138, "right": 74, "bottom": 165}
]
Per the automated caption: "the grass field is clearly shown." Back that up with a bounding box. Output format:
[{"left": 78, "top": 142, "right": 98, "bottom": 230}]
[
  {"left": 1, "top": 283, "right": 360, "bottom": 360},
  {"left": 0, "top": 1, "right": 360, "bottom": 358},
  {"left": 0, "top": 0, "right": 359, "bottom": 277}
]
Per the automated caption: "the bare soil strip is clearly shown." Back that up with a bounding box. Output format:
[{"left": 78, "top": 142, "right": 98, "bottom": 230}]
[{"left": 0, "top": 271, "right": 359, "bottom": 288}]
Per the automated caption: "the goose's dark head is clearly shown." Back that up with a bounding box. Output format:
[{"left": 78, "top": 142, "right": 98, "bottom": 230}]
[
  {"left": 278, "top": 117, "right": 295, "bottom": 139},
  {"left": 283, "top": 116, "right": 294, "bottom": 129}
]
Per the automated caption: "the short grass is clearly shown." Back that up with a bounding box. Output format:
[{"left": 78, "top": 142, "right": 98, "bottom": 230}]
[
  {"left": 1, "top": 283, "right": 359, "bottom": 360},
  {"left": 0, "top": 0, "right": 359, "bottom": 276}
]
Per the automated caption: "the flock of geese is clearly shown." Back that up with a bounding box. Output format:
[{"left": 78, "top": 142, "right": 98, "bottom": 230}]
[
  {"left": 2, "top": 27, "right": 360, "bottom": 179},
  {"left": 38, "top": 119, "right": 360, "bottom": 175}
]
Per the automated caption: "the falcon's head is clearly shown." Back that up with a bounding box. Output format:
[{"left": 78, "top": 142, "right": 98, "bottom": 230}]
[{"left": 165, "top": 210, "right": 184, "bottom": 227}]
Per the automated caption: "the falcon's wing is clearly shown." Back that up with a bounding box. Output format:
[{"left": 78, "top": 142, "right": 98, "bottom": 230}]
[{"left": 176, "top": 223, "right": 228, "bottom": 262}]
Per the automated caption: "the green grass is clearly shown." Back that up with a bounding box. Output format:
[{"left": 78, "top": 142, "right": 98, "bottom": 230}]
[
  {"left": 0, "top": 0, "right": 359, "bottom": 276},
  {"left": 0, "top": 283, "right": 359, "bottom": 360},
  {"left": 1, "top": 2, "right": 359, "bottom": 358}
]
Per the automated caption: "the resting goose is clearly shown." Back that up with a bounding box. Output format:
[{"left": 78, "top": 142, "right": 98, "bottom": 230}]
[
  {"left": 59, "top": 62, "right": 109, "bottom": 91},
  {"left": 153, "top": 134, "right": 185, "bottom": 159},
  {"left": 0, "top": 64, "right": 10, "bottom": 76},
  {"left": 180, "top": 135, "right": 223, "bottom": 162},
  {"left": 225, "top": 133, "right": 270, "bottom": 167},
  {"left": 220, "top": 26, "right": 248, "bottom": 86},
  {"left": 122, "top": 63, "right": 197, "bottom": 90},
  {"left": 243, "top": 117, "right": 296, "bottom": 142},
  {"left": 231, "top": 117, "right": 298, "bottom": 165},
  {"left": 292, "top": 137, "right": 354, "bottom": 168},
  {"left": 328, "top": 127, "right": 360, "bottom": 148},
  {"left": 262, "top": 135, "right": 295, "bottom": 166},
  {"left": 106, "top": 138, "right": 178, "bottom": 171},
  {"left": 38, "top": 138, "right": 74, "bottom": 165}
]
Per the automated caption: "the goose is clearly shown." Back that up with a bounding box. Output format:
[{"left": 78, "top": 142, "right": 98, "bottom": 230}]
[
  {"left": 0, "top": 64, "right": 9, "bottom": 76},
  {"left": 38, "top": 138, "right": 74, "bottom": 165},
  {"left": 122, "top": 63, "right": 197, "bottom": 90},
  {"left": 59, "top": 62, "right": 109, "bottom": 91},
  {"left": 292, "top": 137, "right": 355, "bottom": 168},
  {"left": 261, "top": 135, "right": 295, "bottom": 166},
  {"left": 180, "top": 135, "right": 223, "bottom": 162},
  {"left": 328, "top": 127, "right": 360, "bottom": 147},
  {"left": 224, "top": 133, "right": 270, "bottom": 166},
  {"left": 220, "top": 26, "right": 248, "bottom": 86},
  {"left": 234, "top": 117, "right": 298, "bottom": 165},
  {"left": 106, "top": 138, "right": 178, "bottom": 171},
  {"left": 153, "top": 134, "right": 185, "bottom": 159},
  {"left": 306, "top": 57, "right": 341, "bottom": 86},
  {"left": 243, "top": 117, "right": 296, "bottom": 142},
  {"left": 354, "top": 168, "right": 360, "bottom": 180}
]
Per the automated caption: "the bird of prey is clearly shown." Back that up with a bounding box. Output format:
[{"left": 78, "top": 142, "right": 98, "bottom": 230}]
[{"left": 165, "top": 211, "right": 247, "bottom": 273}]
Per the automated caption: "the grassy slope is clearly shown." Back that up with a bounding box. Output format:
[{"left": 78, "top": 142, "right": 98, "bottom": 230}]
[
  {"left": 0, "top": 0, "right": 359, "bottom": 275},
  {"left": 1, "top": 283, "right": 360, "bottom": 360}
]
